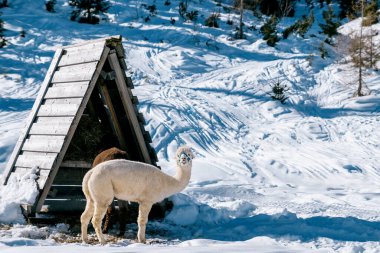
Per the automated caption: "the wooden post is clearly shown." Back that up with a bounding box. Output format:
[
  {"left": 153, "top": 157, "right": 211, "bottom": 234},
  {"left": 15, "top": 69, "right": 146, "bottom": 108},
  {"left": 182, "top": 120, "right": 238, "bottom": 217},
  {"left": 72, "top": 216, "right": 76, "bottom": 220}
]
[
  {"left": 98, "top": 79, "right": 127, "bottom": 150},
  {"left": 108, "top": 53, "right": 152, "bottom": 164}
]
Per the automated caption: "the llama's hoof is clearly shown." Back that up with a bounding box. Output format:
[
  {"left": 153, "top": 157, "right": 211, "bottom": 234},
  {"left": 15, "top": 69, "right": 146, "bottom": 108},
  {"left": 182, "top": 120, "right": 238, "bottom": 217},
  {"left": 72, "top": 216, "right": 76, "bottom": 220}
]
[
  {"left": 137, "top": 238, "right": 146, "bottom": 244},
  {"left": 117, "top": 230, "right": 126, "bottom": 237}
]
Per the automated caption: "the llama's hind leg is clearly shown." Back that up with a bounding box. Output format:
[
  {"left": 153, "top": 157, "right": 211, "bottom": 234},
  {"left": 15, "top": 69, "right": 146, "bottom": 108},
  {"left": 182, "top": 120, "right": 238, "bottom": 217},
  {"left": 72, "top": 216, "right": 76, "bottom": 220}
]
[
  {"left": 81, "top": 199, "right": 94, "bottom": 243},
  {"left": 92, "top": 203, "right": 109, "bottom": 244},
  {"left": 137, "top": 202, "right": 153, "bottom": 243}
]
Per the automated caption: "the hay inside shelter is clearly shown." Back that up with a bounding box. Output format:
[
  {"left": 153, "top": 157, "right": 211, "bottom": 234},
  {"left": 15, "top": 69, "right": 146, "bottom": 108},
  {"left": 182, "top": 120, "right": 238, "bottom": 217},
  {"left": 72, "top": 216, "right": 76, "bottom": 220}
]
[{"left": 65, "top": 115, "right": 112, "bottom": 162}]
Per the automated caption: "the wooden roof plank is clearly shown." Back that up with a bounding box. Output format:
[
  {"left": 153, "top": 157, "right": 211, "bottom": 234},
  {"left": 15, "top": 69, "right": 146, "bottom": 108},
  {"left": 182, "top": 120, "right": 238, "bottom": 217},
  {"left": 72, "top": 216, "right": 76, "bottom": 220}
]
[
  {"left": 15, "top": 153, "right": 58, "bottom": 170},
  {"left": 29, "top": 125, "right": 70, "bottom": 136},
  {"left": 22, "top": 135, "right": 65, "bottom": 153},
  {"left": 50, "top": 81, "right": 90, "bottom": 87},
  {"left": 45, "top": 84, "right": 89, "bottom": 99},
  {"left": 51, "top": 61, "right": 98, "bottom": 83},
  {"left": 61, "top": 36, "right": 121, "bottom": 50},
  {"left": 43, "top": 98, "right": 83, "bottom": 105},
  {"left": 2, "top": 49, "right": 64, "bottom": 185},
  {"left": 30, "top": 116, "right": 74, "bottom": 135},
  {"left": 59, "top": 42, "right": 106, "bottom": 67},
  {"left": 37, "top": 103, "right": 80, "bottom": 117}
]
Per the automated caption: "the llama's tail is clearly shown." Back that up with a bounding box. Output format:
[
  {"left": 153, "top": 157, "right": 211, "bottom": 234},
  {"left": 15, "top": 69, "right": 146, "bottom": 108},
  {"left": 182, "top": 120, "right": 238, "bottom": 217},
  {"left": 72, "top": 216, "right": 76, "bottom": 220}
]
[{"left": 82, "top": 170, "right": 94, "bottom": 202}]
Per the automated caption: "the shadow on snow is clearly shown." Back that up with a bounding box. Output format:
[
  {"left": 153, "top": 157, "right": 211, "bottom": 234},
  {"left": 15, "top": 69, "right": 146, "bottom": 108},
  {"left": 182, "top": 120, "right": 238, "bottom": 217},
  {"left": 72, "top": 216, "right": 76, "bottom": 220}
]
[
  {"left": 0, "top": 97, "right": 34, "bottom": 112},
  {"left": 201, "top": 212, "right": 380, "bottom": 242}
]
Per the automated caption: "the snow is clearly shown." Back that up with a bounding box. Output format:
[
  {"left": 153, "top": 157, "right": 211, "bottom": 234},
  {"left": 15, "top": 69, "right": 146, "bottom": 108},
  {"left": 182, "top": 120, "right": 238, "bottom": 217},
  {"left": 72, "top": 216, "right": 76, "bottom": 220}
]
[{"left": 1, "top": 0, "right": 380, "bottom": 252}]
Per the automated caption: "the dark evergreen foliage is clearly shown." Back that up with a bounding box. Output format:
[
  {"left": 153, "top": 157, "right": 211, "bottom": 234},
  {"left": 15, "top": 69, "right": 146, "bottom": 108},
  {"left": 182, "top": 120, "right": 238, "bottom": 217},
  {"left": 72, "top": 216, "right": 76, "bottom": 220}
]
[
  {"left": 261, "top": 15, "right": 280, "bottom": 47},
  {"left": 270, "top": 79, "right": 289, "bottom": 104},
  {"left": 20, "top": 29, "right": 26, "bottom": 38},
  {"left": 338, "top": 0, "right": 355, "bottom": 19},
  {"left": 178, "top": 1, "right": 187, "bottom": 19},
  {"left": 319, "top": 5, "right": 341, "bottom": 38},
  {"left": 0, "top": 0, "right": 8, "bottom": 8},
  {"left": 69, "top": 0, "right": 111, "bottom": 24},
  {"left": 178, "top": 1, "right": 198, "bottom": 22},
  {"left": 45, "top": 0, "right": 56, "bottom": 12},
  {"left": 205, "top": 13, "right": 220, "bottom": 28},
  {"left": 259, "top": 0, "right": 295, "bottom": 17},
  {"left": 164, "top": 0, "right": 171, "bottom": 6},
  {"left": 283, "top": 11, "right": 314, "bottom": 39},
  {"left": 0, "top": 14, "right": 6, "bottom": 48},
  {"left": 186, "top": 10, "right": 198, "bottom": 21},
  {"left": 146, "top": 5, "right": 157, "bottom": 16}
]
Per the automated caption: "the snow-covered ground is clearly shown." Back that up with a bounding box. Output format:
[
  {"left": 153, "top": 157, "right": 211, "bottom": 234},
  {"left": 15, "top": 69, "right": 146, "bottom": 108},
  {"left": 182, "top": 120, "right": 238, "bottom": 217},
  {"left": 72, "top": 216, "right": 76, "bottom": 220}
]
[{"left": 1, "top": 0, "right": 380, "bottom": 252}]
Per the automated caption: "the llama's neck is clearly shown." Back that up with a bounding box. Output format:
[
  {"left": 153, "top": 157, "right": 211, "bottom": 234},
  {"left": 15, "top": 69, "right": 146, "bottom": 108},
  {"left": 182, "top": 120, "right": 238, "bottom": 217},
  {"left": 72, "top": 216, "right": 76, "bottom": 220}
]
[{"left": 167, "top": 165, "right": 191, "bottom": 195}]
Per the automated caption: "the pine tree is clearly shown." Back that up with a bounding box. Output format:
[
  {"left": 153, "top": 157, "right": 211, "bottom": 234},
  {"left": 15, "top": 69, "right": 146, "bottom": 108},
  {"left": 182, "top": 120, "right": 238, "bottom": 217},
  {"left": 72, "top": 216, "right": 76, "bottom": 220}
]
[
  {"left": 270, "top": 79, "right": 289, "bottom": 104},
  {"left": 45, "top": 0, "right": 57, "bottom": 12},
  {"left": 205, "top": 13, "right": 220, "bottom": 28},
  {"left": 261, "top": 15, "right": 280, "bottom": 46},
  {"left": 283, "top": 11, "right": 314, "bottom": 39},
  {"left": 0, "top": 0, "right": 8, "bottom": 8},
  {"left": 69, "top": 0, "right": 111, "bottom": 24},
  {"left": 258, "top": 0, "right": 295, "bottom": 17},
  {"left": 0, "top": 13, "right": 6, "bottom": 48},
  {"left": 319, "top": 5, "right": 341, "bottom": 38},
  {"left": 338, "top": 0, "right": 355, "bottom": 19}
]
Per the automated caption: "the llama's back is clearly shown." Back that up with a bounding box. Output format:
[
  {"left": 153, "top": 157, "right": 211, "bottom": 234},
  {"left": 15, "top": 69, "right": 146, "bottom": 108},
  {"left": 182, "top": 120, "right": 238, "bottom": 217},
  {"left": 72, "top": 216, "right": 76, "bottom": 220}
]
[{"left": 89, "top": 159, "right": 172, "bottom": 203}]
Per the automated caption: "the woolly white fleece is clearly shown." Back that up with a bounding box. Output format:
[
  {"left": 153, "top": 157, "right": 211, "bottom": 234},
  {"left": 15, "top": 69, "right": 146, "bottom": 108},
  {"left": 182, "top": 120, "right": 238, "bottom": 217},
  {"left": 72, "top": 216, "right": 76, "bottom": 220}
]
[{"left": 80, "top": 146, "right": 194, "bottom": 244}]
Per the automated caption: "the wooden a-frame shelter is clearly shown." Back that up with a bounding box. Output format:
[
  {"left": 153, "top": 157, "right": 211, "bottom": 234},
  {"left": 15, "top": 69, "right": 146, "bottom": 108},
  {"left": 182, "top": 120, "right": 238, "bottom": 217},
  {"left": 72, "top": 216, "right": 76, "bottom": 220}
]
[{"left": 2, "top": 36, "right": 159, "bottom": 221}]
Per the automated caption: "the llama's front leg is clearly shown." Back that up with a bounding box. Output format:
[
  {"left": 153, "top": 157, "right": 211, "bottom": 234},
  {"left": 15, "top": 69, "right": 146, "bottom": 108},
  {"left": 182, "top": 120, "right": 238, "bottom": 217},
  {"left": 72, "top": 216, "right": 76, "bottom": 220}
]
[
  {"left": 137, "top": 202, "right": 153, "bottom": 243},
  {"left": 81, "top": 199, "right": 94, "bottom": 243},
  {"left": 92, "top": 204, "right": 109, "bottom": 245}
]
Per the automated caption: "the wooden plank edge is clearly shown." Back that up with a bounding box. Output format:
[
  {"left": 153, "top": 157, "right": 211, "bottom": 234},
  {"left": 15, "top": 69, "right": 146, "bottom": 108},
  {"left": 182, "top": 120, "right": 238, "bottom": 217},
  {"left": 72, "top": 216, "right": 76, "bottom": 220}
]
[{"left": 2, "top": 49, "right": 64, "bottom": 185}]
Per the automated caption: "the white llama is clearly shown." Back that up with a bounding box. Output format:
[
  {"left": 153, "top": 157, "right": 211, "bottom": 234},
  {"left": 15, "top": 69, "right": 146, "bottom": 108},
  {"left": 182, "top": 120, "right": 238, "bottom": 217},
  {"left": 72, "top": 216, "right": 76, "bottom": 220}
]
[{"left": 81, "top": 146, "right": 194, "bottom": 244}]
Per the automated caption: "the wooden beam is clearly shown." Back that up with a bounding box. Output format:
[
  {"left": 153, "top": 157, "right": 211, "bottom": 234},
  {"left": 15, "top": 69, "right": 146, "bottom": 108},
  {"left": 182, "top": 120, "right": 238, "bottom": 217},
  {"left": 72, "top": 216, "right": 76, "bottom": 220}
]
[
  {"left": 61, "top": 35, "right": 121, "bottom": 50},
  {"left": 41, "top": 199, "right": 86, "bottom": 213},
  {"left": 60, "top": 160, "right": 92, "bottom": 169},
  {"left": 15, "top": 152, "right": 58, "bottom": 170},
  {"left": 37, "top": 104, "right": 80, "bottom": 117},
  {"left": 53, "top": 166, "right": 90, "bottom": 185},
  {"left": 98, "top": 80, "right": 127, "bottom": 150},
  {"left": 51, "top": 61, "right": 98, "bottom": 83},
  {"left": 22, "top": 135, "right": 65, "bottom": 153},
  {"left": 108, "top": 53, "right": 152, "bottom": 164},
  {"left": 45, "top": 84, "right": 89, "bottom": 99},
  {"left": 2, "top": 49, "right": 64, "bottom": 185},
  {"left": 34, "top": 46, "right": 111, "bottom": 213},
  {"left": 59, "top": 43, "right": 106, "bottom": 67},
  {"left": 29, "top": 117, "right": 73, "bottom": 135},
  {"left": 43, "top": 98, "right": 83, "bottom": 105}
]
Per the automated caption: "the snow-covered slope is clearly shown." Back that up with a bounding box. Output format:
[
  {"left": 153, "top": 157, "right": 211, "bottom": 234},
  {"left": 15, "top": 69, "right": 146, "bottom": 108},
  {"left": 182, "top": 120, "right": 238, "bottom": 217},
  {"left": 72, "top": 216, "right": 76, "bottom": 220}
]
[{"left": 0, "top": 0, "right": 380, "bottom": 252}]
